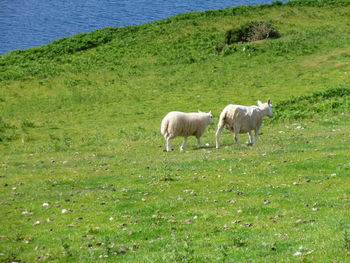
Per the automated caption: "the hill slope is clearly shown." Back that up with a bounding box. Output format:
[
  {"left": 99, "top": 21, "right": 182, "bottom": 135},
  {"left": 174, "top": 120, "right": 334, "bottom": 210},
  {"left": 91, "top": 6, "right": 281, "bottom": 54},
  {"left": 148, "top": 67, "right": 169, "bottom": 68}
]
[{"left": 1, "top": 0, "right": 350, "bottom": 262}]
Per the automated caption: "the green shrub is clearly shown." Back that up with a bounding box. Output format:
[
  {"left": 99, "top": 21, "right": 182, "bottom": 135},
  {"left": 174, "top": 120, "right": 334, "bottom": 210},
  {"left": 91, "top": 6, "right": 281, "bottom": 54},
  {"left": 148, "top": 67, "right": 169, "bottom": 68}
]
[
  {"left": 226, "top": 21, "right": 279, "bottom": 44},
  {"left": 271, "top": 0, "right": 283, "bottom": 6}
]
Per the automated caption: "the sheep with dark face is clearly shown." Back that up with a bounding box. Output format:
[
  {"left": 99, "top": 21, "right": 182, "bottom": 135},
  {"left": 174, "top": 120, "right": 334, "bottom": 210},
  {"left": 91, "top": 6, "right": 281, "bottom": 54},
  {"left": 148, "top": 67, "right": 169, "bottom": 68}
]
[
  {"left": 215, "top": 99, "right": 273, "bottom": 148},
  {"left": 161, "top": 111, "right": 214, "bottom": 152}
]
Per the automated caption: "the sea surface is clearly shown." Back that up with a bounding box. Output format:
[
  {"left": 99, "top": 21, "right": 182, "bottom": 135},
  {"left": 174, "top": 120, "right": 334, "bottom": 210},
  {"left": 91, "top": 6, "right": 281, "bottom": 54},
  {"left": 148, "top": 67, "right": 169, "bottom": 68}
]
[{"left": 0, "top": 0, "right": 278, "bottom": 55}]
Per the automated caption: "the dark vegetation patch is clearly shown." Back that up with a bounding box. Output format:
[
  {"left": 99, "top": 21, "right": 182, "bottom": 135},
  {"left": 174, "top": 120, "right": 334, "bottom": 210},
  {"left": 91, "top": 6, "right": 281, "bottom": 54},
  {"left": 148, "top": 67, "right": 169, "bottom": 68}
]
[
  {"left": 0, "top": 27, "right": 119, "bottom": 65},
  {"left": 286, "top": 0, "right": 350, "bottom": 8},
  {"left": 0, "top": 117, "right": 17, "bottom": 142},
  {"left": 0, "top": 117, "right": 38, "bottom": 143},
  {"left": 225, "top": 21, "right": 280, "bottom": 45},
  {"left": 273, "top": 85, "right": 350, "bottom": 121}
]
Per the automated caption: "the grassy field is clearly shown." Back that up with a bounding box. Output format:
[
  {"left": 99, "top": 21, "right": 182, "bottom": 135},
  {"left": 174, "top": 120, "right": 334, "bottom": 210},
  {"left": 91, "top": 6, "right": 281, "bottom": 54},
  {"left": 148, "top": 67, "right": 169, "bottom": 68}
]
[{"left": 1, "top": 0, "right": 350, "bottom": 262}]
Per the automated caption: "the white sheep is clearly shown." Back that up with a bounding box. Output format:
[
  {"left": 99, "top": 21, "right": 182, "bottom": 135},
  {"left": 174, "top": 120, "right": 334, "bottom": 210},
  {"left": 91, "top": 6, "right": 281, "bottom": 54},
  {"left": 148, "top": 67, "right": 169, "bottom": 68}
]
[
  {"left": 215, "top": 99, "right": 273, "bottom": 148},
  {"left": 161, "top": 111, "right": 214, "bottom": 152}
]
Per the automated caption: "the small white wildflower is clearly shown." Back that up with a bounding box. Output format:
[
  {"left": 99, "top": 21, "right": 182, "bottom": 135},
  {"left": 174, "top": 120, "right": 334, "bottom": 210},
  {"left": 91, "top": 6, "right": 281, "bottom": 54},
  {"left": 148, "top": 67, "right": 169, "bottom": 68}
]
[
  {"left": 293, "top": 251, "right": 302, "bottom": 256},
  {"left": 22, "top": 211, "right": 33, "bottom": 215}
]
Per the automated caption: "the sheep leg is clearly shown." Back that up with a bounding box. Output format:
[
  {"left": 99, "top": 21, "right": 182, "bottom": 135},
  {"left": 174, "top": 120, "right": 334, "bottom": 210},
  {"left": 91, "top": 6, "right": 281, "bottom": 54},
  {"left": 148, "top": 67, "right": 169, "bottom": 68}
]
[
  {"left": 234, "top": 131, "right": 241, "bottom": 146},
  {"left": 246, "top": 131, "right": 253, "bottom": 146},
  {"left": 215, "top": 123, "right": 224, "bottom": 149},
  {"left": 251, "top": 129, "right": 260, "bottom": 145},
  {"left": 197, "top": 137, "right": 202, "bottom": 148},
  {"left": 166, "top": 136, "right": 173, "bottom": 152},
  {"left": 180, "top": 137, "right": 187, "bottom": 152}
]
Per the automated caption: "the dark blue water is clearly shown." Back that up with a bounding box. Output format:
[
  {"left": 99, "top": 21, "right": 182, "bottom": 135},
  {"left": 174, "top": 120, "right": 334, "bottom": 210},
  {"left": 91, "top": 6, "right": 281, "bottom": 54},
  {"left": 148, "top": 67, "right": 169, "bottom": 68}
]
[{"left": 0, "top": 0, "right": 278, "bottom": 55}]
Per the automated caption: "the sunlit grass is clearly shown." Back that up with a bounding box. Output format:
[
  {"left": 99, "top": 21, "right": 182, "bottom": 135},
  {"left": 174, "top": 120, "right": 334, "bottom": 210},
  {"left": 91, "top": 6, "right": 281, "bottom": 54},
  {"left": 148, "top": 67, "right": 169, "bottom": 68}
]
[{"left": 1, "top": 0, "right": 350, "bottom": 262}]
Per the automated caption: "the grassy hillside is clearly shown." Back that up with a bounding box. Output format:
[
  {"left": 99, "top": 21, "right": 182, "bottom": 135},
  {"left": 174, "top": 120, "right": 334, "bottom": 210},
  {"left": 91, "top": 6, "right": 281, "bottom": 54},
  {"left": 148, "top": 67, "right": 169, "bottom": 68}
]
[{"left": 1, "top": 0, "right": 350, "bottom": 262}]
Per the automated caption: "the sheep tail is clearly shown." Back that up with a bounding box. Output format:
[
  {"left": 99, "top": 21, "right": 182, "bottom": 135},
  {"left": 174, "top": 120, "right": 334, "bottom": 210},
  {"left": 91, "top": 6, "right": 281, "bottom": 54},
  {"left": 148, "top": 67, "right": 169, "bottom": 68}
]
[
  {"left": 161, "top": 118, "right": 169, "bottom": 137},
  {"left": 218, "top": 109, "right": 227, "bottom": 128}
]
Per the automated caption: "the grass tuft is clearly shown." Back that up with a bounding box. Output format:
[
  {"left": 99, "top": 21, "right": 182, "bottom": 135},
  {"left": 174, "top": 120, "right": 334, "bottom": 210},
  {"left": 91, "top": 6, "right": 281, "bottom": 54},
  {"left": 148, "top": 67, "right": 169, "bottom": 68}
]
[{"left": 273, "top": 85, "right": 350, "bottom": 121}]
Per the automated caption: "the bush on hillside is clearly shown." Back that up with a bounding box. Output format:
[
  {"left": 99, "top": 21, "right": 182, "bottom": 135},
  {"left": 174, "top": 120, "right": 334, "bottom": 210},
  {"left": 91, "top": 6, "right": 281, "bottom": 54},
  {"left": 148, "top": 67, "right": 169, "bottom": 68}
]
[{"left": 225, "top": 21, "right": 280, "bottom": 44}]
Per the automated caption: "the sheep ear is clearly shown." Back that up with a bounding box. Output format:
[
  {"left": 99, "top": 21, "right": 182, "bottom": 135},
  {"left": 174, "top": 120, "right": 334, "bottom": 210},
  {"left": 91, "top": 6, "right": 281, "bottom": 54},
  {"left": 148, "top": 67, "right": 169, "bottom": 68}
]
[
  {"left": 209, "top": 110, "right": 212, "bottom": 114},
  {"left": 268, "top": 98, "right": 271, "bottom": 105},
  {"left": 257, "top": 100, "right": 263, "bottom": 106}
]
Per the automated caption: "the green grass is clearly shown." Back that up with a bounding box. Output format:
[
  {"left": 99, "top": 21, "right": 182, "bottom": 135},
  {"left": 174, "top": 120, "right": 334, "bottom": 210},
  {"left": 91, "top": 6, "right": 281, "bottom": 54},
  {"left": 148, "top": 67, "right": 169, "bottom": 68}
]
[{"left": 1, "top": 0, "right": 350, "bottom": 262}]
